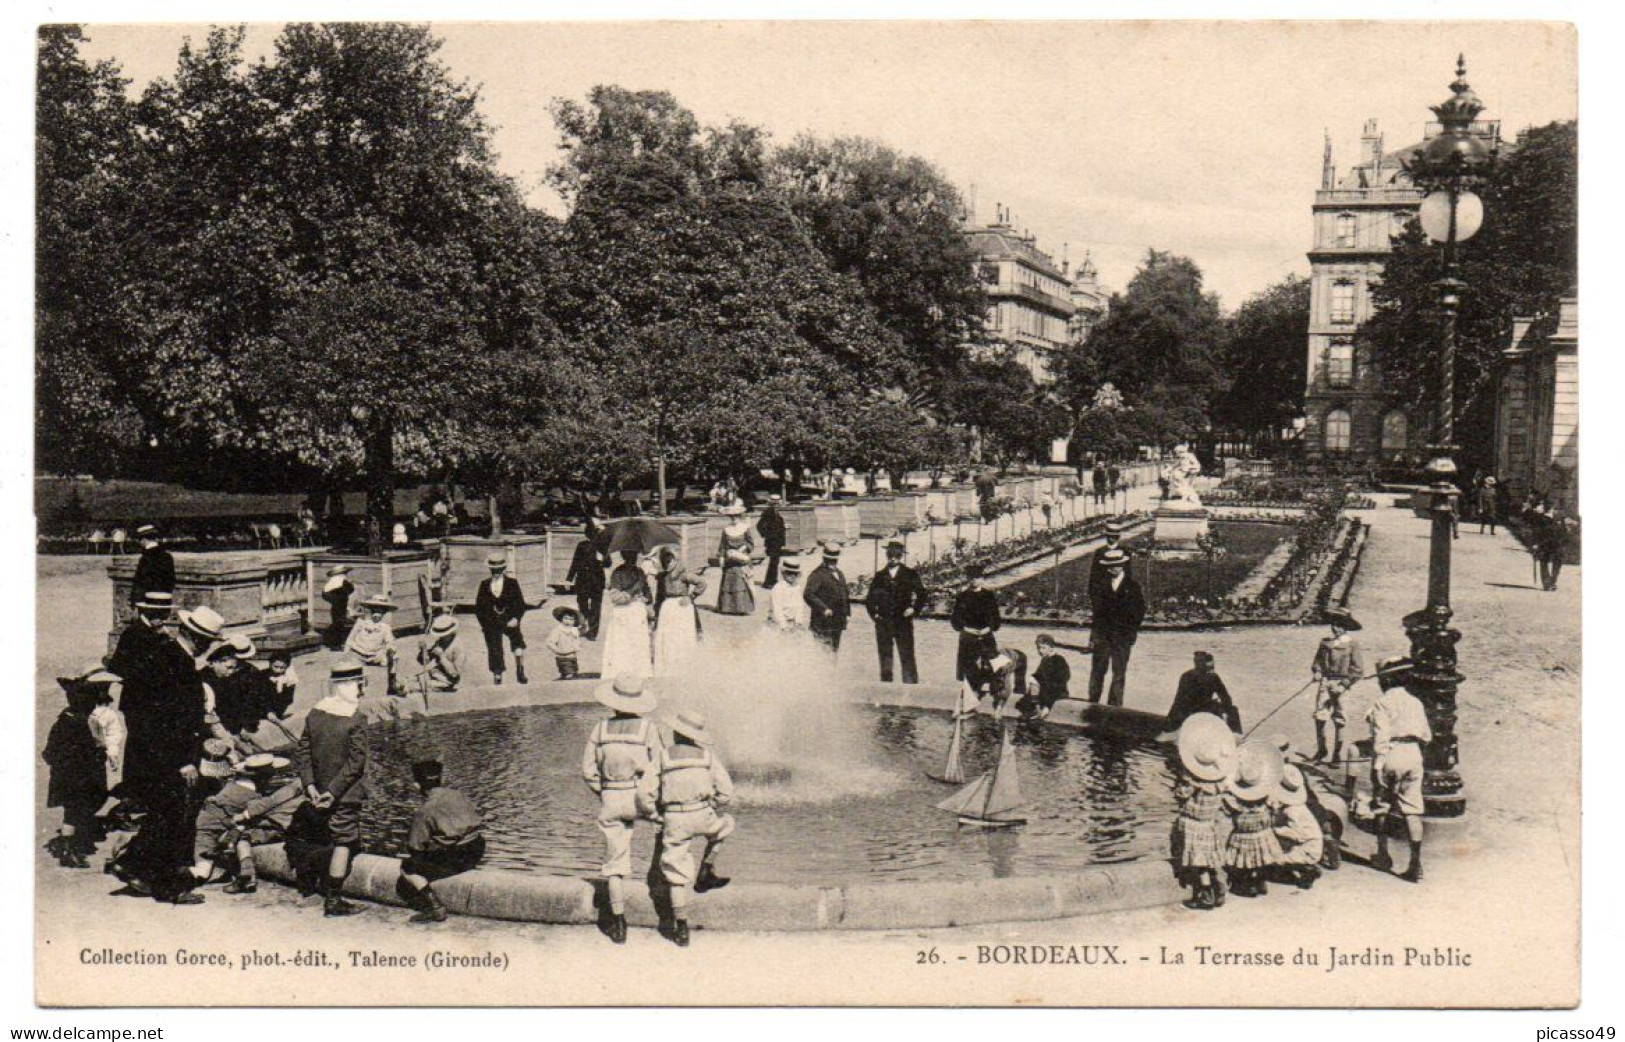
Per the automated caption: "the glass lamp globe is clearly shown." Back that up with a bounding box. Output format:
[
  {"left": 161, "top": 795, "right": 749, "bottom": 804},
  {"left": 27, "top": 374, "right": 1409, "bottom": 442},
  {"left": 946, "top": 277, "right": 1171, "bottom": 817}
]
[{"left": 1420, "top": 190, "right": 1484, "bottom": 244}]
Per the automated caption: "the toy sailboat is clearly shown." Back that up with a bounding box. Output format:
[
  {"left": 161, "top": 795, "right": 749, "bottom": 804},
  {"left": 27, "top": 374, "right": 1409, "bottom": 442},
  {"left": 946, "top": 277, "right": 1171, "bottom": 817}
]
[
  {"left": 936, "top": 715, "right": 1027, "bottom": 828},
  {"left": 928, "top": 681, "right": 981, "bottom": 784}
]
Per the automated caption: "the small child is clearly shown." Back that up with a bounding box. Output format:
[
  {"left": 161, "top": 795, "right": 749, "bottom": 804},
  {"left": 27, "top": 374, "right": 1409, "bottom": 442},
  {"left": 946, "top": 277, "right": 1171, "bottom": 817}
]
[
  {"left": 44, "top": 667, "right": 114, "bottom": 868},
  {"left": 652, "top": 711, "right": 735, "bottom": 947},
  {"left": 86, "top": 670, "right": 126, "bottom": 818},
  {"left": 1017, "top": 634, "right": 1072, "bottom": 720},
  {"left": 546, "top": 606, "right": 584, "bottom": 679},
  {"left": 1223, "top": 744, "right": 1286, "bottom": 897},
  {"left": 266, "top": 651, "right": 298, "bottom": 720},
  {"left": 1170, "top": 714, "right": 1235, "bottom": 910},
  {"left": 418, "top": 615, "right": 465, "bottom": 692},
  {"left": 1270, "top": 764, "right": 1324, "bottom": 890},
  {"left": 399, "top": 758, "right": 485, "bottom": 923}
]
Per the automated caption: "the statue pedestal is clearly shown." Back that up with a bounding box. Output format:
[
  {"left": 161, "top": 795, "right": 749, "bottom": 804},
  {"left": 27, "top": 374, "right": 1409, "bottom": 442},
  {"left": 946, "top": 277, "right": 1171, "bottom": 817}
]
[{"left": 1152, "top": 503, "right": 1211, "bottom": 553}]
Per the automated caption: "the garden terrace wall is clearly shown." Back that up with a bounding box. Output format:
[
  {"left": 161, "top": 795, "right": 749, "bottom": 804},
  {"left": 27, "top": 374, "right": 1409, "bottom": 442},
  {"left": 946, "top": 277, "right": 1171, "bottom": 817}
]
[{"left": 108, "top": 548, "right": 313, "bottom": 654}]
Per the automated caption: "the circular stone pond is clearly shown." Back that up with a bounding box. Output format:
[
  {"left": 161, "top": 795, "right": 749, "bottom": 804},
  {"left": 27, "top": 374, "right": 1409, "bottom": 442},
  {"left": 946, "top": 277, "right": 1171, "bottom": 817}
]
[{"left": 360, "top": 701, "right": 1179, "bottom": 886}]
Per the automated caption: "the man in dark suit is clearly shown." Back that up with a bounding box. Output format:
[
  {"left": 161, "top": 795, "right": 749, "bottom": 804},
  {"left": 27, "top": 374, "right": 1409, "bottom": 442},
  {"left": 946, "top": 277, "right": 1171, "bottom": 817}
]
[
  {"left": 756, "top": 494, "right": 787, "bottom": 589},
  {"left": 1088, "top": 548, "right": 1145, "bottom": 707},
  {"left": 130, "top": 523, "right": 176, "bottom": 607},
  {"left": 475, "top": 553, "right": 531, "bottom": 685},
  {"left": 1087, "top": 522, "right": 1126, "bottom": 605},
  {"left": 864, "top": 539, "right": 929, "bottom": 683},
  {"left": 107, "top": 593, "right": 212, "bottom": 904},
  {"left": 950, "top": 564, "right": 1001, "bottom": 681},
  {"left": 802, "top": 543, "right": 850, "bottom": 653},
  {"left": 566, "top": 519, "right": 607, "bottom": 639}
]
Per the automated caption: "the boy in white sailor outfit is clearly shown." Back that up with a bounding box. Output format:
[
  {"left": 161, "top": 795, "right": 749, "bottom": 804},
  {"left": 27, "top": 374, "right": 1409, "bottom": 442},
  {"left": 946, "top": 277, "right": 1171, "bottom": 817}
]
[
  {"left": 653, "top": 710, "right": 734, "bottom": 947},
  {"left": 581, "top": 673, "right": 663, "bottom": 944}
]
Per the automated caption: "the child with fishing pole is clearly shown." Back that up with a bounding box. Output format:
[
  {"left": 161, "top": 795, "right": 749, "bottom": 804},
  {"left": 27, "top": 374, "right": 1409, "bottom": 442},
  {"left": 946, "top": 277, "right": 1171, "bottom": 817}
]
[
  {"left": 1310, "top": 608, "right": 1366, "bottom": 764},
  {"left": 187, "top": 753, "right": 304, "bottom": 894}
]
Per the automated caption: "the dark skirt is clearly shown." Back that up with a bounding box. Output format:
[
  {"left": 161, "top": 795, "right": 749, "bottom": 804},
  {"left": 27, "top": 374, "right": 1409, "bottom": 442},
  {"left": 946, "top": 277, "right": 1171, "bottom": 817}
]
[{"left": 717, "top": 566, "right": 755, "bottom": 615}]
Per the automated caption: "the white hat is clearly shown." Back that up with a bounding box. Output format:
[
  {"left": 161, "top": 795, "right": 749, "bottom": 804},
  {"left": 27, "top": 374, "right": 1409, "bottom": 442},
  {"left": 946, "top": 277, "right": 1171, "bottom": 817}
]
[
  {"left": 594, "top": 674, "right": 658, "bottom": 715},
  {"left": 178, "top": 605, "right": 225, "bottom": 643}
]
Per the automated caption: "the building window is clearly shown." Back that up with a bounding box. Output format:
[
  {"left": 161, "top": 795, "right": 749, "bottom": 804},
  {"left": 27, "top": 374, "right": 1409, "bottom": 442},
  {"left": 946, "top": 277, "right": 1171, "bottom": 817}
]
[
  {"left": 1324, "top": 409, "right": 1352, "bottom": 454},
  {"left": 1390, "top": 212, "right": 1411, "bottom": 240},
  {"left": 1330, "top": 280, "right": 1356, "bottom": 324},
  {"left": 1326, "top": 341, "right": 1355, "bottom": 388},
  {"left": 1336, "top": 212, "right": 1357, "bottom": 247},
  {"left": 1382, "top": 410, "right": 1408, "bottom": 459}
]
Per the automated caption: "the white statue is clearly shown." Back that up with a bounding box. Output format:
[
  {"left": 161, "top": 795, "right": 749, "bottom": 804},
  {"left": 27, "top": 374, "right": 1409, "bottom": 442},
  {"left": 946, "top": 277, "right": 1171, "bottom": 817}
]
[{"left": 1166, "top": 443, "right": 1203, "bottom": 506}]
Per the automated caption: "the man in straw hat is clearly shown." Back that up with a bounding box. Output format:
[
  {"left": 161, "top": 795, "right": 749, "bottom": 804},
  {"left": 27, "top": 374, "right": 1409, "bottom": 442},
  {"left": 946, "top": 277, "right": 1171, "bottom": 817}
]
[
  {"left": 188, "top": 752, "right": 301, "bottom": 895},
  {"left": 1087, "top": 521, "right": 1127, "bottom": 605},
  {"left": 803, "top": 542, "right": 851, "bottom": 653},
  {"left": 1088, "top": 547, "right": 1145, "bottom": 707},
  {"left": 566, "top": 517, "right": 608, "bottom": 640},
  {"left": 107, "top": 597, "right": 216, "bottom": 903},
  {"left": 1310, "top": 606, "right": 1366, "bottom": 763},
  {"left": 865, "top": 538, "right": 929, "bottom": 684},
  {"left": 346, "top": 593, "right": 402, "bottom": 695},
  {"left": 418, "top": 614, "right": 466, "bottom": 692},
  {"left": 130, "top": 523, "right": 175, "bottom": 608},
  {"left": 651, "top": 710, "right": 735, "bottom": 947},
  {"left": 297, "top": 659, "right": 371, "bottom": 916},
  {"left": 475, "top": 552, "right": 531, "bottom": 685},
  {"left": 582, "top": 673, "right": 664, "bottom": 943},
  {"left": 1366, "top": 656, "right": 1432, "bottom": 882}
]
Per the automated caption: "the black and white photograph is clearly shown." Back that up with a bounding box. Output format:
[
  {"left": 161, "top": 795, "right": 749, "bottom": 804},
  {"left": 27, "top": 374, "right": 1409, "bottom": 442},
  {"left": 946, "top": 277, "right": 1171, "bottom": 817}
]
[{"left": 21, "top": 13, "right": 1592, "bottom": 1011}]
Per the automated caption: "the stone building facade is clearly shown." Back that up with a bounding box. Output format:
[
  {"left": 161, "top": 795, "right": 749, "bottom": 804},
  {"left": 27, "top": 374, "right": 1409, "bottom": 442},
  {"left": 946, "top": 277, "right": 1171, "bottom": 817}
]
[
  {"left": 962, "top": 212, "right": 1076, "bottom": 384},
  {"left": 1303, "top": 117, "right": 1499, "bottom": 464},
  {"left": 1494, "top": 296, "right": 1578, "bottom": 513}
]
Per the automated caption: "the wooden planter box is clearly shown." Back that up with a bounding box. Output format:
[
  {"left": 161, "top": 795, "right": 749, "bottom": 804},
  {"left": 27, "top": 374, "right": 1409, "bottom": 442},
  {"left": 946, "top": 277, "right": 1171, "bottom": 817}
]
[
  {"left": 885, "top": 492, "right": 930, "bottom": 530},
  {"left": 108, "top": 548, "right": 316, "bottom": 655},
  {"left": 441, "top": 534, "right": 549, "bottom": 610},
  {"left": 814, "top": 501, "right": 862, "bottom": 544},
  {"left": 305, "top": 549, "right": 436, "bottom": 638},
  {"left": 952, "top": 485, "right": 979, "bottom": 518},
  {"left": 923, "top": 489, "right": 955, "bottom": 523},
  {"left": 780, "top": 505, "right": 821, "bottom": 553},
  {"left": 853, "top": 496, "right": 897, "bottom": 538}
]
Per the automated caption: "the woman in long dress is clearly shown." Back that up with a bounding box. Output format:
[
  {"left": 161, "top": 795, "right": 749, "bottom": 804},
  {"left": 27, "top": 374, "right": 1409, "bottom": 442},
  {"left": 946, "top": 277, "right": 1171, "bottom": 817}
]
[
  {"left": 598, "top": 550, "right": 654, "bottom": 681},
  {"left": 715, "top": 506, "right": 756, "bottom": 616},
  {"left": 652, "top": 548, "right": 704, "bottom": 676}
]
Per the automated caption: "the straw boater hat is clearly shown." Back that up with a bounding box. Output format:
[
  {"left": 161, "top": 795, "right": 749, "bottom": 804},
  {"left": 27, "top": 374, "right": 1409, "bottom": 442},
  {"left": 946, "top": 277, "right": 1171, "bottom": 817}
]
[
  {"left": 1098, "top": 547, "right": 1130, "bottom": 568},
  {"left": 178, "top": 605, "right": 225, "bottom": 643},
  {"left": 200, "top": 737, "right": 237, "bottom": 779},
  {"left": 59, "top": 662, "right": 121, "bottom": 690},
  {"left": 135, "top": 590, "right": 175, "bottom": 613},
  {"left": 329, "top": 658, "right": 365, "bottom": 682},
  {"left": 820, "top": 541, "right": 843, "bottom": 560},
  {"left": 429, "top": 614, "right": 459, "bottom": 637},
  {"left": 236, "top": 752, "right": 291, "bottom": 775},
  {"left": 1274, "top": 762, "right": 1310, "bottom": 807},
  {"left": 721, "top": 503, "right": 746, "bottom": 517},
  {"left": 594, "top": 673, "right": 658, "bottom": 716},
  {"left": 136, "top": 523, "right": 159, "bottom": 539},
  {"left": 551, "top": 605, "right": 581, "bottom": 624},
  {"left": 668, "top": 710, "right": 713, "bottom": 747},
  {"left": 767, "top": 494, "right": 783, "bottom": 504},
  {"left": 486, "top": 553, "right": 508, "bottom": 569},
  {"left": 1230, "top": 742, "right": 1285, "bottom": 802},
  {"left": 1176, "top": 714, "right": 1237, "bottom": 782},
  {"left": 358, "top": 594, "right": 397, "bottom": 613},
  {"left": 227, "top": 633, "right": 258, "bottom": 660},
  {"left": 1323, "top": 606, "right": 1362, "bottom": 631},
  {"left": 781, "top": 559, "right": 802, "bottom": 575}
]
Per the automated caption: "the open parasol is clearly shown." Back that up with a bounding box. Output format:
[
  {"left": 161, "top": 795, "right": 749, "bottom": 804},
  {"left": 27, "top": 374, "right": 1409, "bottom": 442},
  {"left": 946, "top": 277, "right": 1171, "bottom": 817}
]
[{"left": 604, "top": 517, "right": 682, "bottom": 555}]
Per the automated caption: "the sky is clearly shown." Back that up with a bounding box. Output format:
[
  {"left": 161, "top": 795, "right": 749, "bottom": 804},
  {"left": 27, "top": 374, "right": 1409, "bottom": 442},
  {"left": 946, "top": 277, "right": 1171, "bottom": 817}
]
[{"left": 77, "top": 20, "right": 1576, "bottom": 310}]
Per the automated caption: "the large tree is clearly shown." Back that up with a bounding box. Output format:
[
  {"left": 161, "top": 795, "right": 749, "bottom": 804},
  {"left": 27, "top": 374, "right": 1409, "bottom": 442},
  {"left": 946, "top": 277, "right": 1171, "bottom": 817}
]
[
  {"left": 1361, "top": 120, "right": 1577, "bottom": 472},
  {"left": 36, "top": 26, "right": 145, "bottom": 476},
  {"left": 1215, "top": 274, "right": 1310, "bottom": 442},
  {"left": 1081, "top": 249, "right": 1228, "bottom": 444}
]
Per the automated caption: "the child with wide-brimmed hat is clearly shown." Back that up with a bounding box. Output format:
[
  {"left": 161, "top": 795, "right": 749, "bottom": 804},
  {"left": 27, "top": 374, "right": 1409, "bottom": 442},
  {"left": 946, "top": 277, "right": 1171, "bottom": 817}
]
[
  {"left": 417, "top": 614, "right": 465, "bottom": 692},
  {"left": 1270, "top": 759, "right": 1324, "bottom": 889},
  {"left": 345, "top": 593, "right": 402, "bottom": 695},
  {"left": 546, "top": 605, "right": 584, "bottom": 679},
  {"left": 43, "top": 666, "right": 120, "bottom": 868},
  {"left": 651, "top": 710, "right": 735, "bottom": 947},
  {"left": 1223, "top": 742, "right": 1286, "bottom": 897},
  {"left": 1171, "top": 713, "right": 1237, "bottom": 910},
  {"left": 582, "top": 674, "right": 663, "bottom": 943},
  {"left": 189, "top": 753, "right": 301, "bottom": 895}
]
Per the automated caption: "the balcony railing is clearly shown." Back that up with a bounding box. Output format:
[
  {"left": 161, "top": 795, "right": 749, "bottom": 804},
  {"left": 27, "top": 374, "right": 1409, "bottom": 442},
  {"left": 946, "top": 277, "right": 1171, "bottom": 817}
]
[{"left": 992, "top": 281, "right": 1075, "bottom": 317}]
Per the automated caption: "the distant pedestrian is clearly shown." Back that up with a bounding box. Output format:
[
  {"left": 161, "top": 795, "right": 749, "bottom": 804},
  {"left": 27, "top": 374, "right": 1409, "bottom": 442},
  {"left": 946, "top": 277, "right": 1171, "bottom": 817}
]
[
  {"left": 130, "top": 524, "right": 175, "bottom": 608},
  {"left": 398, "top": 758, "right": 485, "bottom": 924},
  {"left": 546, "top": 606, "right": 584, "bottom": 680},
  {"left": 566, "top": 520, "right": 607, "bottom": 640},
  {"left": 1092, "top": 463, "right": 1109, "bottom": 506},
  {"left": 652, "top": 547, "right": 704, "bottom": 677},
  {"left": 950, "top": 563, "right": 1001, "bottom": 681},
  {"left": 865, "top": 539, "right": 928, "bottom": 684},
  {"left": 346, "top": 594, "right": 402, "bottom": 695},
  {"left": 1039, "top": 489, "right": 1055, "bottom": 527},
  {"left": 757, "top": 494, "right": 787, "bottom": 588},
  {"left": 803, "top": 543, "right": 851, "bottom": 653},
  {"left": 767, "top": 559, "right": 809, "bottom": 633},
  {"left": 475, "top": 553, "right": 529, "bottom": 685},
  {"left": 715, "top": 505, "right": 756, "bottom": 616},
  {"left": 1164, "top": 650, "right": 1241, "bottom": 733},
  {"left": 1087, "top": 548, "right": 1145, "bottom": 707},
  {"left": 1476, "top": 477, "right": 1500, "bottom": 534},
  {"left": 321, "top": 565, "right": 357, "bottom": 650}
]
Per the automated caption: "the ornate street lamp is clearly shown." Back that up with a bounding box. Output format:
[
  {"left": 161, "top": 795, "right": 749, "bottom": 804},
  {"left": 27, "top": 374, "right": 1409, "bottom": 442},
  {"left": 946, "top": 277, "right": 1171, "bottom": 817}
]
[{"left": 1399, "top": 55, "right": 1496, "bottom": 818}]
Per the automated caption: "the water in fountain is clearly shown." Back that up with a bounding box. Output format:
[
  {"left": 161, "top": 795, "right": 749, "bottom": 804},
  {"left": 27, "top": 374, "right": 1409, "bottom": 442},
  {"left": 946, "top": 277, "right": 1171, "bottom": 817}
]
[{"left": 652, "top": 628, "right": 906, "bottom": 806}]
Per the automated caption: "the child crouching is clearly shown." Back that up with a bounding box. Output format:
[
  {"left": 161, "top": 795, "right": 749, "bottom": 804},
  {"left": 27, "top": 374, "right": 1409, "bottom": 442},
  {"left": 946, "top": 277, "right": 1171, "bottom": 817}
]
[
  {"left": 398, "top": 758, "right": 486, "bottom": 924},
  {"left": 1170, "top": 714, "right": 1236, "bottom": 910},
  {"left": 1270, "top": 761, "right": 1324, "bottom": 890}
]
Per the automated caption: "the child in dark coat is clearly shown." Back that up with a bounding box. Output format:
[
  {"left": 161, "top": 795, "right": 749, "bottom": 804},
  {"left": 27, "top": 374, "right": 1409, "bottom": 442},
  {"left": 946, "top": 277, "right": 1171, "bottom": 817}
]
[
  {"left": 44, "top": 668, "right": 115, "bottom": 868},
  {"left": 397, "top": 759, "right": 485, "bottom": 923}
]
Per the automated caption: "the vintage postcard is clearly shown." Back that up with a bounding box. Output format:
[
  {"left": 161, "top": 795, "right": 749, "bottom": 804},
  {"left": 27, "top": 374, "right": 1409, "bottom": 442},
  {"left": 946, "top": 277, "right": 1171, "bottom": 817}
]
[{"left": 32, "top": 19, "right": 1579, "bottom": 1007}]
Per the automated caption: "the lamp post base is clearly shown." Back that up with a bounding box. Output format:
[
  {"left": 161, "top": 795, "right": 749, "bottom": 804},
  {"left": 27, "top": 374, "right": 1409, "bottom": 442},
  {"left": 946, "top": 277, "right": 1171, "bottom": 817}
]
[{"left": 1403, "top": 604, "right": 1467, "bottom": 818}]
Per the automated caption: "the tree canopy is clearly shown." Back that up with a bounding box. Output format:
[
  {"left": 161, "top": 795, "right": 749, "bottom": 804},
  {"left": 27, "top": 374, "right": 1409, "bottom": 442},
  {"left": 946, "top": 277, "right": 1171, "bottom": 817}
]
[{"left": 1214, "top": 274, "right": 1310, "bottom": 439}]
